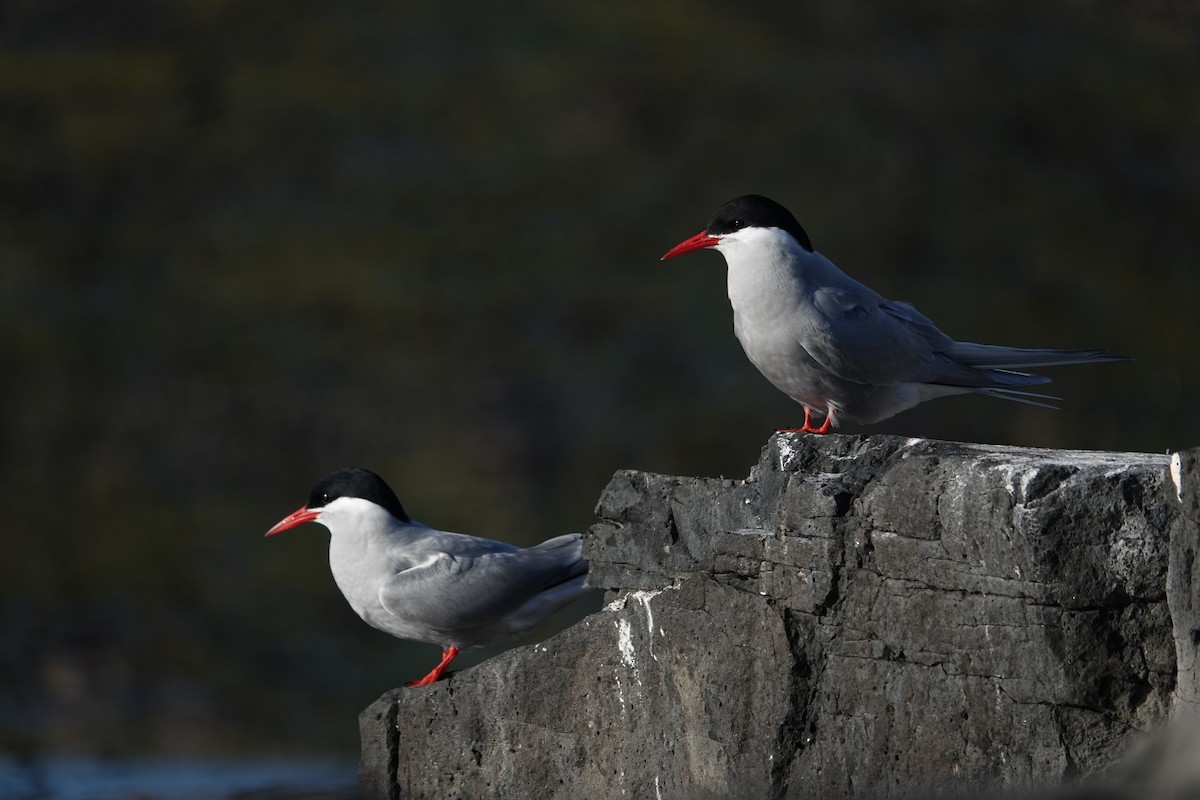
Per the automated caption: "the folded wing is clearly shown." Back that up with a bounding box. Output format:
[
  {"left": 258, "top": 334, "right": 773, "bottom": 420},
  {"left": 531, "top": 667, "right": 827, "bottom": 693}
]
[{"left": 378, "top": 533, "right": 588, "bottom": 633}]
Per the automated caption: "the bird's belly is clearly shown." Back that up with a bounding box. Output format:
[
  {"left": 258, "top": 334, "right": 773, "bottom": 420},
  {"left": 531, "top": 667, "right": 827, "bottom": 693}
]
[
  {"left": 329, "top": 559, "right": 444, "bottom": 644},
  {"left": 735, "top": 321, "right": 842, "bottom": 408},
  {"left": 356, "top": 600, "right": 513, "bottom": 650},
  {"left": 734, "top": 318, "right": 934, "bottom": 423},
  {"left": 330, "top": 566, "right": 499, "bottom": 649},
  {"left": 348, "top": 590, "right": 471, "bottom": 647}
]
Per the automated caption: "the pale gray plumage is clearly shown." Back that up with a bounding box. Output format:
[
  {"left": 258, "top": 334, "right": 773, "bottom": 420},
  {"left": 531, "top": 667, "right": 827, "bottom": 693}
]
[
  {"left": 266, "top": 468, "right": 590, "bottom": 684},
  {"left": 662, "top": 195, "right": 1129, "bottom": 429},
  {"left": 359, "top": 526, "right": 588, "bottom": 648}
]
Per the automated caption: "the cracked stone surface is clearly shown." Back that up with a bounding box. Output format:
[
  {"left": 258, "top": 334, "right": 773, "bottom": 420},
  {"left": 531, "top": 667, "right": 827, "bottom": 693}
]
[{"left": 359, "top": 434, "right": 1198, "bottom": 799}]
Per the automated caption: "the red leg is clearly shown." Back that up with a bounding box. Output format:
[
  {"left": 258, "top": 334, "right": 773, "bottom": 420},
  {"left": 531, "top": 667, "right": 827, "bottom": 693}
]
[
  {"left": 777, "top": 407, "right": 815, "bottom": 433},
  {"left": 777, "top": 406, "right": 834, "bottom": 435},
  {"left": 407, "top": 646, "right": 460, "bottom": 687},
  {"left": 810, "top": 412, "right": 833, "bottom": 434}
]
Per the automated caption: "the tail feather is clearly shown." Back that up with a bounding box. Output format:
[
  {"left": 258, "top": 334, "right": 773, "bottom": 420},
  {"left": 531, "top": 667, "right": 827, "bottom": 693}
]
[
  {"left": 527, "top": 533, "right": 589, "bottom": 584},
  {"left": 918, "top": 360, "right": 1053, "bottom": 390},
  {"left": 972, "top": 386, "right": 1063, "bottom": 410},
  {"left": 948, "top": 342, "right": 1131, "bottom": 370}
]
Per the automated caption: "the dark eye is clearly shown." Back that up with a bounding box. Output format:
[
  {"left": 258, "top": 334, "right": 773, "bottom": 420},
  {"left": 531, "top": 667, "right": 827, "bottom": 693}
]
[{"left": 730, "top": 219, "right": 744, "bottom": 230}]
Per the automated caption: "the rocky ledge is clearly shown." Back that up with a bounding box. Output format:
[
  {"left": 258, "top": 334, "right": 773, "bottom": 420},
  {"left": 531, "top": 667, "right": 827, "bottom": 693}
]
[{"left": 359, "top": 434, "right": 1200, "bottom": 799}]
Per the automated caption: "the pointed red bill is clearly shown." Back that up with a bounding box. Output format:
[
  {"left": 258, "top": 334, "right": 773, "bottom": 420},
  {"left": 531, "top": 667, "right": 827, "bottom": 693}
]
[
  {"left": 265, "top": 506, "right": 320, "bottom": 537},
  {"left": 661, "top": 230, "right": 720, "bottom": 260}
]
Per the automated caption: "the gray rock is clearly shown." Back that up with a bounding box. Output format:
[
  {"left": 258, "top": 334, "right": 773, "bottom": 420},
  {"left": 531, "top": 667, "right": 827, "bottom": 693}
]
[{"left": 359, "top": 434, "right": 1198, "bottom": 800}]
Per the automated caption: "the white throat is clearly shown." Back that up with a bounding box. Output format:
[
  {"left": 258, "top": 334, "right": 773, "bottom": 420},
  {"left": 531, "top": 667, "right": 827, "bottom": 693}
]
[
  {"left": 717, "top": 227, "right": 810, "bottom": 319},
  {"left": 317, "top": 497, "right": 412, "bottom": 621}
]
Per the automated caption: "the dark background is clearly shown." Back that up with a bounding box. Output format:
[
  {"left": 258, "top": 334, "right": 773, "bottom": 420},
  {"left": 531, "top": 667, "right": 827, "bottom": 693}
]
[{"left": 3, "top": 0, "right": 1198, "bottom": 759}]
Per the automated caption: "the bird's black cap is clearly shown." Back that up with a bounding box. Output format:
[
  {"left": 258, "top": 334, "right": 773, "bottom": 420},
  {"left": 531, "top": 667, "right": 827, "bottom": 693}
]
[
  {"left": 307, "top": 467, "right": 409, "bottom": 521},
  {"left": 707, "top": 195, "right": 813, "bottom": 252}
]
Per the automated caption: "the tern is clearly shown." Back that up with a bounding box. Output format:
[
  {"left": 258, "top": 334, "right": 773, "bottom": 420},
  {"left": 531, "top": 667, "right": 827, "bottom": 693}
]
[
  {"left": 266, "top": 467, "right": 591, "bottom": 686},
  {"left": 662, "top": 194, "right": 1128, "bottom": 432}
]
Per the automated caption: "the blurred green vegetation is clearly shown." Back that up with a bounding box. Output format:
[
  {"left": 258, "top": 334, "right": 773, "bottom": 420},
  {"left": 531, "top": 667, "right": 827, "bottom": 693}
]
[{"left": 2, "top": 0, "right": 1197, "bottom": 757}]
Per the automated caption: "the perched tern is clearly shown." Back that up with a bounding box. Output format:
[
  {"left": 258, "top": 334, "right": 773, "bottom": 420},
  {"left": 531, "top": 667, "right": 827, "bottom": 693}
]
[
  {"left": 266, "top": 468, "right": 591, "bottom": 686},
  {"left": 662, "top": 194, "right": 1129, "bottom": 432}
]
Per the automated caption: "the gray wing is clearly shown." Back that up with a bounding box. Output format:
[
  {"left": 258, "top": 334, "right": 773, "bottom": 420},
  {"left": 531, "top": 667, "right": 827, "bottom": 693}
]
[
  {"left": 378, "top": 534, "right": 587, "bottom": 633},
  {"left": 801, "top": 284, "right": 1118, "bottom": 391},
  {"left": 800, "top": 289, "right": 951, "bottom": 386},
  {"left": 879, "top": 301, "right": 1016, "bottom": 386}
]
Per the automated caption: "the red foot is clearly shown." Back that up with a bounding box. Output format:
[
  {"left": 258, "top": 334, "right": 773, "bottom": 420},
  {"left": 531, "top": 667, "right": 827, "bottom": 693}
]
[
  {"left": 407, "top": 646, "right": 460, "bottom": 687},
  {"left": 777, "top": 407, "right": 834, "bottom": 435}
]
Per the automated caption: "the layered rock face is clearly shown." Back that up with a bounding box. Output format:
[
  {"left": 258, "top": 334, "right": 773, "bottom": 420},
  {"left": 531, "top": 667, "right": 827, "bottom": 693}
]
[{"left": 360, "top": 434, "right": 1200, "bottom": 800}]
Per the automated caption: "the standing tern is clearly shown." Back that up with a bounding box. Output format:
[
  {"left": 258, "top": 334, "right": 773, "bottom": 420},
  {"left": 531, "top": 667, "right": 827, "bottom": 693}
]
[
  {"left": 662, "top": 194, "right": 1129, "bottom": 432},
  {"left": 266, "top": 467, "right": 591, "bottom": 686}
]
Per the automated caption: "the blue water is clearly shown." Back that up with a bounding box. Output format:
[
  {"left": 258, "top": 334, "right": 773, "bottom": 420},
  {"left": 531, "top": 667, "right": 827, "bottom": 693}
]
[{"left": 0, "top": 755, "right": 358, "bottom": 800}]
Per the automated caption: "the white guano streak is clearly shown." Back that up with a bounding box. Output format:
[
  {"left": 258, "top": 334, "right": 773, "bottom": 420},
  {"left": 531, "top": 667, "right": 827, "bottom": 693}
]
[{"left": 1171, "top": 452, "right": 1183, "bottom": 504}]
